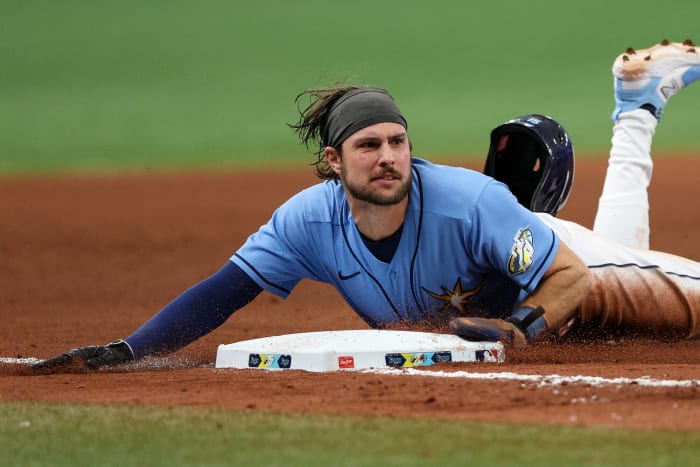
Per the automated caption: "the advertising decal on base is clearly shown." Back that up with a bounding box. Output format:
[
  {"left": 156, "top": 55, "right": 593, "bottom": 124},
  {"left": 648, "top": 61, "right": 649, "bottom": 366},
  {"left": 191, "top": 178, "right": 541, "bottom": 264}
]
[
  {"left": 385, "top": 351, "right": 452, "bottom": 367},
  {"left": 475, "top": 349, "right": 500, "bottom": 363},
  {"left": 338, "top": 355, "right": 355, "bottom": 369},
  {"left": 248, "top": 353, "right": 292, "bottom": 369}
]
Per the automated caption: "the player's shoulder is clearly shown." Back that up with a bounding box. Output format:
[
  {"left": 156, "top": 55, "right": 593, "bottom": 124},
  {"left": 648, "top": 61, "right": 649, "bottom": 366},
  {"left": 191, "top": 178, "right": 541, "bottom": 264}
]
[
  {"left": 413, "top": 157, "right": 491, "bottom": 190},
  {"left": 412, "top": 158, "right": 497, "bottom": 210},
  {"left": 274, "top": 180, "right": 343, "bottom": 225}
]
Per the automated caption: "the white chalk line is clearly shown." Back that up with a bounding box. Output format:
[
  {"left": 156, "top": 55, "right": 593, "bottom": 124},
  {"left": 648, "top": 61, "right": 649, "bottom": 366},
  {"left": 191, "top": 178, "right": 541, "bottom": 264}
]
[
  {"left": 361, "top": 367, "right": 700, "bottom": 388},
  {"left": 1, "top": 357, "right": 41, "bottom": 364},
  {"left": 4, "top": 356, "right": 699, "bottom": 388}
]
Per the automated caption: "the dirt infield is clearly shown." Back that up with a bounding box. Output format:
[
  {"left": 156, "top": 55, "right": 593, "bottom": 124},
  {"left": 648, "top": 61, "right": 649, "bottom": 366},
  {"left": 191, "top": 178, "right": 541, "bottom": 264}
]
[{"left": 2, "top": 157, "right": 700, "bottom": 430}]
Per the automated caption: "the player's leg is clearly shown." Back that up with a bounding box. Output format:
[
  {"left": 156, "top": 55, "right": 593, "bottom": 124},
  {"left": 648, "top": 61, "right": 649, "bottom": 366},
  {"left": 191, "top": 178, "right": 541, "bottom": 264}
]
[
  {"left": 538, "top": 213, "right": 700, "bottom": 340},
  {"left": 580, "top": 247, "right": 700, "bottom": 339},
  {"left": 593, "top": 40, "right": 700, "bottom": 249},
  {"left": 592, "top": 109, "right": 656, "bottom": 249}
]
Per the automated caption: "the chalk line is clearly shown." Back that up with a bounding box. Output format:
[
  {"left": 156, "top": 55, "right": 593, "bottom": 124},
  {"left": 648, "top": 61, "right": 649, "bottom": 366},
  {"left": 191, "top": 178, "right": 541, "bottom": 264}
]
[
  {"left": 0, "top": 357, "right": 41, "bottom": 364},
  {"left": 362, "top": 367, "right": 700, "bottom": 388},
  {"left": 4, "top": 355, "right": 698, "bottom": 388}
]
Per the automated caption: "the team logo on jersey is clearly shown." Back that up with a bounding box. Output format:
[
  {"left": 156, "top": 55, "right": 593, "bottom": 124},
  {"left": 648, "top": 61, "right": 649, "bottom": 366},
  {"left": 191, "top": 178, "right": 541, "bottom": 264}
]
[
  {"left": 508, "top": 227, "right": 535, "bottom": 275},
  {"left": 424, "top": 278, "right": 484, "bottom": 315}
]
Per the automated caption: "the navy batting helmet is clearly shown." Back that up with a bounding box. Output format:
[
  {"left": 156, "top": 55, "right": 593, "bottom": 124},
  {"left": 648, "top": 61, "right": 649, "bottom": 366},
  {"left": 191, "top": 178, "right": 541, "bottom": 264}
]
[{"left": 484, "top": 114, "right": 574, "bottom": 216}]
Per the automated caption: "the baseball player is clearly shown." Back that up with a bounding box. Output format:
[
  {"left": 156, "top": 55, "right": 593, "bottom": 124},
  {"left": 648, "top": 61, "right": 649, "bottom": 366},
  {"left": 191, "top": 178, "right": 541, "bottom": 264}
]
[{"left": 34, "top": 40, "right": 700, "bottom": 370}]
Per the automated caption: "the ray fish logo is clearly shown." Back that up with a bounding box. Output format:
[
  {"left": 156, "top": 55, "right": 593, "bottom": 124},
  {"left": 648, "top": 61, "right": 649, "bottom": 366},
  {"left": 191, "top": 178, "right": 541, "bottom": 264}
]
[
  {"left": 508, "top": 227, "right": 534, "bottom": 275},
  {"left": 248, "top": 353, "right": 292, "bottom": 369}
]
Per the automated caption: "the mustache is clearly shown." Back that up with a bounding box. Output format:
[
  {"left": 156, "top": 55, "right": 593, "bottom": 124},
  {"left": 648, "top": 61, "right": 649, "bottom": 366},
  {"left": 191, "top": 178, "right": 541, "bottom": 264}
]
[{"left": 370, "top": 168, "right": 402, "bottom": 180}]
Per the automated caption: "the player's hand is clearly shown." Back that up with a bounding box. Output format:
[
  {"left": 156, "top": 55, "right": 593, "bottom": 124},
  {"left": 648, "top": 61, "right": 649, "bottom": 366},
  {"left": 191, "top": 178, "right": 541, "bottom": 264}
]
[
  {"left": 449, "top": 317, "right": 529, "bottom": 348},
  {"left": 32, "top": 339, "right": 134, "bottom": 371}
]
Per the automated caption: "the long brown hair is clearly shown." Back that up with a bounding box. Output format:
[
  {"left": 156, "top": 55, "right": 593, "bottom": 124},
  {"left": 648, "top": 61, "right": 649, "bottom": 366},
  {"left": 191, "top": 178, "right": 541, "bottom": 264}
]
[{"left": 288, "top": 84, "right": 362, "bottom": 181}]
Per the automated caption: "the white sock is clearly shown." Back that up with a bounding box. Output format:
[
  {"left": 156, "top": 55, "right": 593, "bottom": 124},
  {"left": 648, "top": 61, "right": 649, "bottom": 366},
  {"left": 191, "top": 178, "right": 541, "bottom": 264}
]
[{"left": 592, "top": 109, "right": 657, "bottom": 249}]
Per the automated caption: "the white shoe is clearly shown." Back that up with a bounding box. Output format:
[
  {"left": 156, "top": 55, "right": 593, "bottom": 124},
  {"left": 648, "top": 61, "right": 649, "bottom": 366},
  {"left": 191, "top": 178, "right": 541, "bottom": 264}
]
[{"left": 612, "top": 39, "right": 700, "bottom": 121}]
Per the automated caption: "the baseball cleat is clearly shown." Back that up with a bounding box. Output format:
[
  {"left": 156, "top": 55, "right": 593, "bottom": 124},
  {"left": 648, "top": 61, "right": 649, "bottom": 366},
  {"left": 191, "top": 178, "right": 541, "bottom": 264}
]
[{"left": 612, "top": 39, "right": 700, "bottom": 121}]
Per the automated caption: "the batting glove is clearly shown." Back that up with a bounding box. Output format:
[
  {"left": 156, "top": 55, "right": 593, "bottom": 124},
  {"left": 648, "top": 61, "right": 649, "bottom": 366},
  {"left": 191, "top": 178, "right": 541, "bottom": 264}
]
[
  {"left": 449, "top": 306, "right": 547, "bottom": 348},
  {"left": 32, "top": 339, "right": 134, "bottom": 371}
]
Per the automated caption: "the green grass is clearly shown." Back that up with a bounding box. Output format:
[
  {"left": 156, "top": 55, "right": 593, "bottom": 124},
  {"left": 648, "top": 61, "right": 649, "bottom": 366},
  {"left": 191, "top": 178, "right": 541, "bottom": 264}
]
[
  {"left": 2, "top": 401, "right": 700, "bottom": 466},
  {"left": 2, "top": 0, "right": 700, "bottom": 174}
]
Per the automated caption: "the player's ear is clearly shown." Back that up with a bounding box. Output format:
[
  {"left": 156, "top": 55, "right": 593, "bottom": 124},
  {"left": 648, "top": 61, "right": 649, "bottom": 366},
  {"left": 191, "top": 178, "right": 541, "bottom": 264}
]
[{"left": 325, "top": 147, "right": 342, "bottom": 175}]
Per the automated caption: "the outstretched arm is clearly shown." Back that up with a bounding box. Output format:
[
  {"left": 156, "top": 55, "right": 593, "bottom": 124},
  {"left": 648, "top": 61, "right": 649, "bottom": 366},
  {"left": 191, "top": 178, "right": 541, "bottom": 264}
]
[
  {"left": 125, "top": 261, "right": 262, "bottom": 358},
  {"left": 33, "top": 261, "right": 263, "bottom": 370}
]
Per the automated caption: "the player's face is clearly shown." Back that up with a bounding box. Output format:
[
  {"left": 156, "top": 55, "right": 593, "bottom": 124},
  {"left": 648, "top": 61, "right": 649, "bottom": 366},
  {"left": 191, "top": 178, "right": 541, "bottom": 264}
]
[{"left": 329, "top": 122, "right": 412, "bottom": 206}]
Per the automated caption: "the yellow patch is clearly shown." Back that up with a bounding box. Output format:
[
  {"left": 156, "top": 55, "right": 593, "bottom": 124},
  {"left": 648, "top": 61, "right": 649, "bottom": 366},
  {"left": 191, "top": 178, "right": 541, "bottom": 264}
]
[{"left": 508, "top": 228, "right": 534, "bottom": 275}]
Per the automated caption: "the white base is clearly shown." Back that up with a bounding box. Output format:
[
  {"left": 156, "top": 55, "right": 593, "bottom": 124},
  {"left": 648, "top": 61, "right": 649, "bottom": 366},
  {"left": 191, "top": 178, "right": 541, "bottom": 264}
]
[{"left": 215, "top": 330, "right": 504, "bottom": 372}]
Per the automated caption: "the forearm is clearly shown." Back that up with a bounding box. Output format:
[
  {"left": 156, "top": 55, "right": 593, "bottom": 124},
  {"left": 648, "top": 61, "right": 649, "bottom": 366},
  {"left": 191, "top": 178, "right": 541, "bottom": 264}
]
[
  {"left": 125, "top": 261, "right": 262, "bottom": 359},
  {"left": 519, "top": 241, "right": 592, "bottom": 331}
]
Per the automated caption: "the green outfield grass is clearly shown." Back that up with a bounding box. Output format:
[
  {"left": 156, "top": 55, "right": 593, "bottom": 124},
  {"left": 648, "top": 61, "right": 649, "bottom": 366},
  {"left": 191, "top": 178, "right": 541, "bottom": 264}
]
[
  {"left": 2, "top": 0, "right": 699, "bottom": 174},
  {"left": 2, "top": 401, "right": 700, "bottom": 466}
]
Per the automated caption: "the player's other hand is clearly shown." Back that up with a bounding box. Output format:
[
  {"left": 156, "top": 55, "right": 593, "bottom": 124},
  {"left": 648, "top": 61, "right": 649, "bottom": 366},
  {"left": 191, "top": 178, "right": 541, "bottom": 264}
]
[
  {"left": 32, "top": 339, "right": 134, "bottom": 371},
  {"left": 449, "top": 317, "right": 528, "bottom": 348}
]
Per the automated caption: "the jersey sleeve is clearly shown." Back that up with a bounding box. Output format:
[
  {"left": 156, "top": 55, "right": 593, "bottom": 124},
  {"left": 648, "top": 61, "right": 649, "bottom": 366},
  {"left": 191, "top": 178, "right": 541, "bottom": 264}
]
[
  {"left": 125, "top": 261, "right": 262, "bottom": 359},
  {"left": 231, "top": 190, "right": 326, "bottom": 298},
  {"left": 469, "top": 180, "right": 560, "bottom": 294}
]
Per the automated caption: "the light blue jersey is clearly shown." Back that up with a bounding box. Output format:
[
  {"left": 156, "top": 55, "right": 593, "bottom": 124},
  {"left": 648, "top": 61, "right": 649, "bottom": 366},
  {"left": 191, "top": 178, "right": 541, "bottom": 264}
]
[{"left": 232, "top": 158, "right": 559, "bottom": 327}]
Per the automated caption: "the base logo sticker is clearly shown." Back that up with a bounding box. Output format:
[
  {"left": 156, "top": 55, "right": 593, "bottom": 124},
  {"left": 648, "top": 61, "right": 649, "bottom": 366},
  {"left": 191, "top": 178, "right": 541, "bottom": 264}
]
[
  {"left": 475, "top": 348, "right": 500, "bottom": 363},
  {"left": 385, "top": 351, "right": 452, "bottom": 367},
  {"left": 248, "top": 353, "right": 292, "bottom": 369},
  {"left": 338, "top": 355, "right": 355, "bottom": 369}
]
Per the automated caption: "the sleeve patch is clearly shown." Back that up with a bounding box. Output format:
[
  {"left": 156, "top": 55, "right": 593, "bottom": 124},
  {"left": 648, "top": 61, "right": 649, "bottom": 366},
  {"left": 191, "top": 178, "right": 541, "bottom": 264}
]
[{"left": 508, "top": 227, "right": 535, "bottom": 275}]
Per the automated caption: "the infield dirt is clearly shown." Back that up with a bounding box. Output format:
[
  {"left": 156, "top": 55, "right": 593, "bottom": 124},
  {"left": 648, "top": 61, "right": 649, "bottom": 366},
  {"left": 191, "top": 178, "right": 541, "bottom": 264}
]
[{"left": 1, "top": 158, "right": 700, "bottom": 430}]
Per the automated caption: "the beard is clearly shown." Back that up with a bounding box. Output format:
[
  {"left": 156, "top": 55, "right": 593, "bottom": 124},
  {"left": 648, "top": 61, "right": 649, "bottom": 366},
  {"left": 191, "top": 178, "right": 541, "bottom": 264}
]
[{"left": 342, "top": 167, "right": 412, "bottom": 206}]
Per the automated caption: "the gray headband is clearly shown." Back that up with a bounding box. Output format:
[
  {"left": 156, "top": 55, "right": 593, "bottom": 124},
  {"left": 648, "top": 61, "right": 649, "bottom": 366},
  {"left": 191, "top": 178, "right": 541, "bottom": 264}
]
[{"left": 323, "top": 88, "right": 407, "bottom": 148}]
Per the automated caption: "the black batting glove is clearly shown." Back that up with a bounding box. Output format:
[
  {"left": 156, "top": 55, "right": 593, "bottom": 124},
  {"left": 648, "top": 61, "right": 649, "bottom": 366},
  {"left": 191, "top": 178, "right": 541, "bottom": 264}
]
[
  {"left": 449, "top": 317, "right": 529, "bottom": 348},
  {"left": 32, "top": 339, "right": 134, "bottom": 370},
  {"left": 449, "top": 306, "right": 548, "bottom": 348}
]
